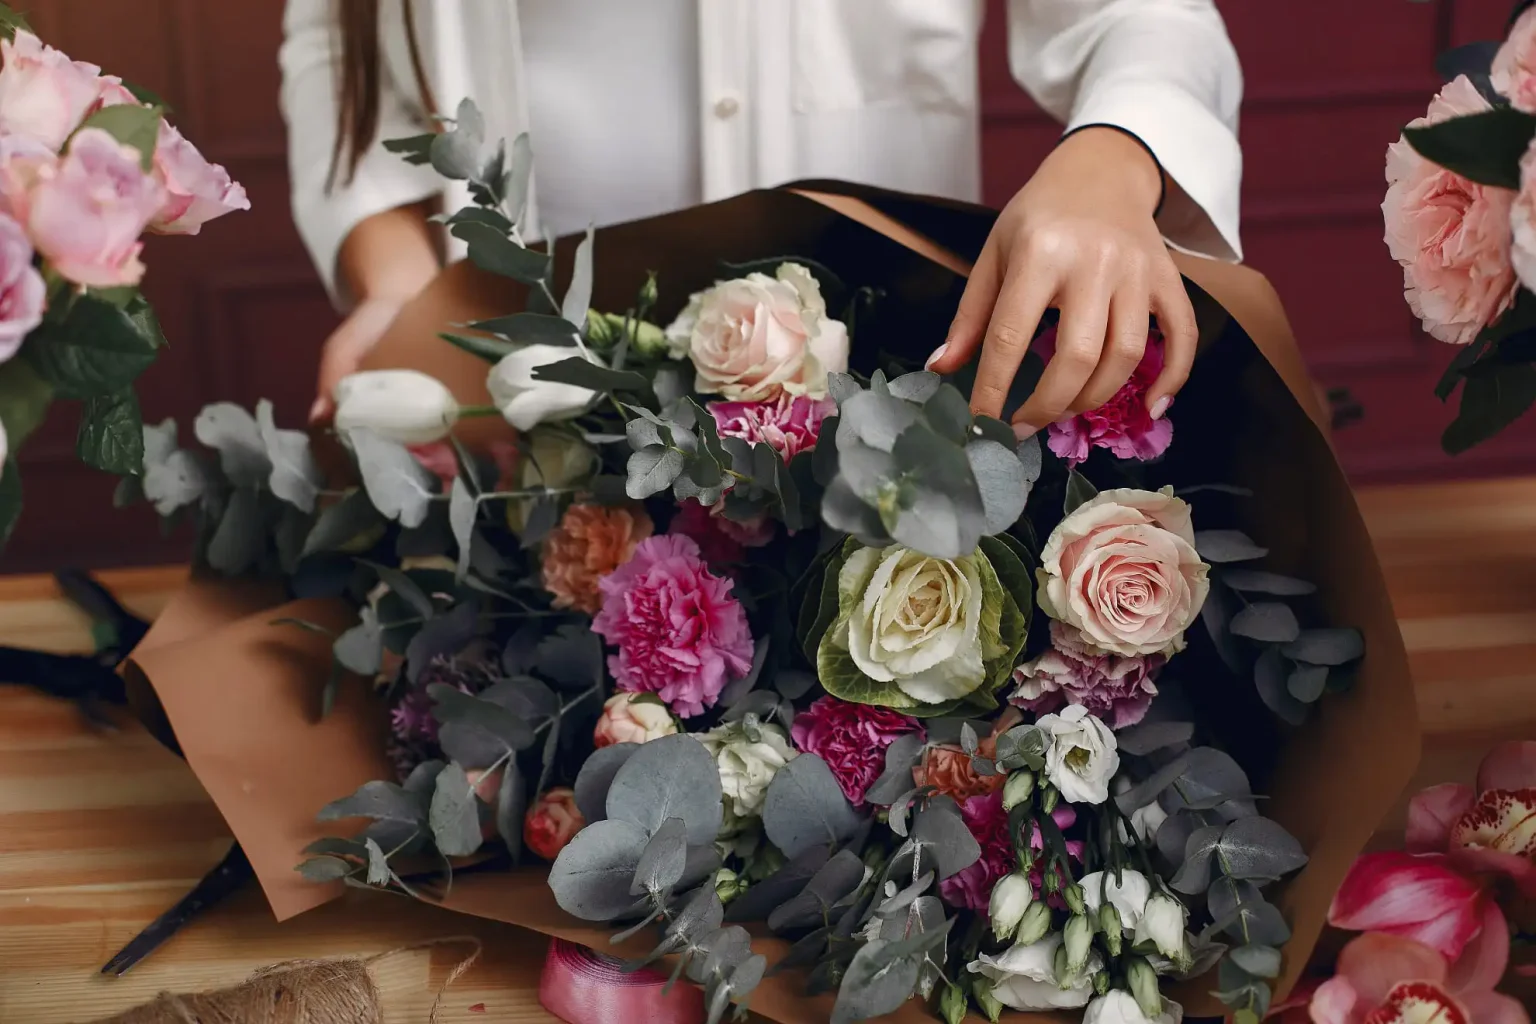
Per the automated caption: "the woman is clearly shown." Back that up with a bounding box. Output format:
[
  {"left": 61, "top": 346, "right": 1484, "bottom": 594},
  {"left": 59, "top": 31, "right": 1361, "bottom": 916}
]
[{"left": 280, "top": 1, "right": 1242, "bottom": 437}]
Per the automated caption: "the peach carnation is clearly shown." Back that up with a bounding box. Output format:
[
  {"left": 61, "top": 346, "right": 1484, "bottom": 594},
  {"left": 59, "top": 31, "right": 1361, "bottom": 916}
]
[{"left": 541, "top": 503, "right": 653, "bottom": 614}]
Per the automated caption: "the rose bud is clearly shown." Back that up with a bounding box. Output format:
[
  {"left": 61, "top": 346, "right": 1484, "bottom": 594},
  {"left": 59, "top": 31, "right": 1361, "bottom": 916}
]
[
  {"left": 524, "top": 786, "right": 586, "bottom": 861},
  {"left": 593, "top": 692, "right": 679, "bottom": 748}
]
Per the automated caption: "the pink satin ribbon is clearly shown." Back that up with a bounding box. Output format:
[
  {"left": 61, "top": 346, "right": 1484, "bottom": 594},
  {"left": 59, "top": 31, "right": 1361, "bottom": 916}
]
[{"left": 539, "top": 938, "right": 705, "bottom": 1024}]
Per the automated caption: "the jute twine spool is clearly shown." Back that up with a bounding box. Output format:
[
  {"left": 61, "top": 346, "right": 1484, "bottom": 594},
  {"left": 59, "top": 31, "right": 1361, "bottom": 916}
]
[{"left": 85, "top": 937, "right": 481, "bottom": 1024}]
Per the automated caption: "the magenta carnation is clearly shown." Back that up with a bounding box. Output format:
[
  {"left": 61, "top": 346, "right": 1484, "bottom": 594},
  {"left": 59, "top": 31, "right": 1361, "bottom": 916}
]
[
  {"left": 1045, "top": 328, "right": 1173, "bottom": 467},
  {"left": 939, "top": 793, "right": 1083, "bottom": 911},
  {"left": 592, "top": 534, "right": 754, "bottom": 718},
  {"left": 710, "top": 394, "right": 833, "bottom": 462},
  {"left": 790, "top": 695, "right": 925, "bottom": 805},
  {"left": 1009, "top": 621, "right": 1163, "bottom": 730}
]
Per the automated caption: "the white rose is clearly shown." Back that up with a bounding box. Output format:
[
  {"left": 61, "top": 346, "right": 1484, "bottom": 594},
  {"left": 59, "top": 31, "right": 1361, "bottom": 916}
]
[
  {"left": 837, "top": 544, "right": 987, "bottom": 704},
  {"left": 670, "top": 262, "right": 850, "bottom": 402},
  {"left": 989, "top": 872, "right": 1034, "bottom": 941},
  {"left": 1078, "top": 869, "right": 1152, "bottom": 931},
  {"left": 487, "top": 343, "right": 602, "bottom": 431},
  {"left": 699, "top": 720, "right": 797, "bottom": 817},
  {"left": 1038, "top": 705, "right": 1119, "bottom": 804},
  {"left": 333, "top": 369, "right": 460, "bottom": 445},
  {"left": 968, "top": 934, "right": 1098, "bottom": 1011},
  {"left": 1084, "top": 990, "right": 1182, "bottom": 1024},
  {"left": 1136, "top": 893, "right": 1191, "bottom": 969}
]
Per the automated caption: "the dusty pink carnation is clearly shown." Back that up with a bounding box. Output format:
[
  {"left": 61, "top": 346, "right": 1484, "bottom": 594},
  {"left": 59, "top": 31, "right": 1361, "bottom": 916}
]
[
  {"left": 790, "top": 696, "right": 925, "bottom": 805},
  {"left": 592, "top": 534, "right": 753, "bottom": 718},
  {"left": 1495, "top": 7, "right": 1536, "bottom": 114},
  {"left": 1046, "top": 327, "right": 1173, "bottom": 467},
  {"left": 1383, "top": 75, "right": 1517, "bottom": 346},
  {"left": 710, "top": 394, "right": 834, "bottom": 462},
  {"left": 1010, "top": 621, "right": 1163, "bottom": 729}
]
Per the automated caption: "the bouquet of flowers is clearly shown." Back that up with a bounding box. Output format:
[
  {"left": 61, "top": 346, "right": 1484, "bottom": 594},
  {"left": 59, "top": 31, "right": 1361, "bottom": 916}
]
[
  {"left": 0, "top": 5, "right": 248, "bottom": 545},
  {"left": 1383, "top": 0, "right": 1536, "bottom": 452},
  {"left": 112, "top": 104, "right": 1404, "bottom": 1024}
]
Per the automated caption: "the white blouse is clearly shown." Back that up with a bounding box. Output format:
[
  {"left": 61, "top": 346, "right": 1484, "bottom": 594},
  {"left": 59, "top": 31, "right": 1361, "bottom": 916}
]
[{"left": 279, "top": 0, "right": 1244, "bottom": 306}]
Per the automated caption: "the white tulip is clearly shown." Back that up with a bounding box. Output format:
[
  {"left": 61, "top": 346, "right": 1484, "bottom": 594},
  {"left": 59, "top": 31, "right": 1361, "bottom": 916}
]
[
  {"left": 333, "top": 369, "right": 460, "bottom": 445},
  {"left": 968, "top": 934, "right": 1097, "bottom": 1011},
  {"left": 989, "top": 872, "right": 1034, "bottom": 941},
  {"left": 1136, "top": 892, "right": 1192, "bottom": 969},
  {"left": 1083, "top": 989, "right": 1183, "bottom": 1024},
  {"left": 1037, "top": 705, "right": 1119, "bottom": 804},
  {"left": 487, "top": 343, "right": 602, "bottom": 431},
  {"left": 1078, "top": 869, "right": 1152, "bottom": 931}
]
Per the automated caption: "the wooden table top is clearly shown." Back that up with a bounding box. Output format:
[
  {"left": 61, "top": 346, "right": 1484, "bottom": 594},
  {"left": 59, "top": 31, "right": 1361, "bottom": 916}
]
[{"left": 2, "top": 477, "right": 1534, "bottom": 1023}]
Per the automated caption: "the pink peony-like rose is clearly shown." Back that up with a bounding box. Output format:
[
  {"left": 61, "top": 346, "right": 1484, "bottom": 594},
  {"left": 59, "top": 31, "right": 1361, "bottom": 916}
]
[
  {"left": 0, "top": 211, "right": 43, "bottom": 362},
  {"left": 1495, "top": 7, "right": 1536, "bottom": 114},
  {"left": 1384, "top": 75, "right": 1517, "bottom": 346},
  {"left": 592, "top": 534, "right": 754, "bottom": 718},
  {"left": 525, "top": 787, "right": 586, "bottom": 861},
  {"left": 669, "top": 262, "right": 850, "bottom": 402},
  {"left": 148, "top": 119, "right": 249, "bottom": 235},
  {"left": 1045, "top": 327, "right": 1173, "bottom": 467},
  {"left": 592, "top": 692, "right": 679, "bottom": 747},
  {"left": 1038, "top": 487, "right": 1208, "bottom": 658},
  {"left": 709, "top": 394, "right": 834, "bottom": 462},
  {"left": 790, "top": 695, "right": 925, "bottom": 805},
  {"left": 0, "top": 31, "right": 108, "bottom": 150},
  {"left": 14, "top": 127, "right": 165, "bottom": 287},
  {"left": 1010, "top": 621, "right": 1163, "bottom": 729}
]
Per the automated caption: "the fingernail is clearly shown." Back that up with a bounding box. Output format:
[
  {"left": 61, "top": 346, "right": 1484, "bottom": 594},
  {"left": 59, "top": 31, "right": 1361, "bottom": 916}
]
[
  {"left": 924, "top": 342, "right": 949, "bottom": 370},
  {"left": 308, "top": 397, "right": 326, "bottom": 424},
  {"left": 1012, "top": 422, "right": 1038, "bottom": 441},
  {"left": 1149, "top": 395, "right": 1171, "bottom": 420}
]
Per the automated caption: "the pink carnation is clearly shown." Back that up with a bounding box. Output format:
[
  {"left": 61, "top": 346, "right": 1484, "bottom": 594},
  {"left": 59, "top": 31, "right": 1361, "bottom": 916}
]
[
  {"left": 1495, "top": 7, "right": 1536, "bottom": 114},
  {"left": 1009, "top": 621, "right": 1163, "bottom": 729},
  {"left": 1384, "top": 75, "right": 1517, "bottom": 346},
  {"left": 1045, "top": 326, "right": 1172, "bottom": 467},
  {"left": 790, "top": 695, "right": 925, "bottom": 805},
  {"left": 592, "top": 534, "right": 754, "bottom": 718},
  {"left": 939, "top": 793, "right": 1084, "bottom": 911},
  {"left": 709, "top": 394, "right": 834, "bottom": 462}
]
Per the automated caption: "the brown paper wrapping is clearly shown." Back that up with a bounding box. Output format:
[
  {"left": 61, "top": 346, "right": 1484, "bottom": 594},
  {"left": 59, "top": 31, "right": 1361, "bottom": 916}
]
[{"left": 125, "top": 184, "right": 1420, "bottom": 1021}]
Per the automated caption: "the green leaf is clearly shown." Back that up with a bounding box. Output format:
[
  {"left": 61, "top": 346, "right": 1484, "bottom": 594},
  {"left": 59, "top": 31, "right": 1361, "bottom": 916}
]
[
  {"left": 1442, "top": 361, "right": 1536, "bottom": 454},
  {"left": 318, "top": 778, "right": 427, "bottom": 824},
  {"left": 382, "top": 132, "right": 435, "bottom": 166},
  {"left": 547, "top": 818, "right": 650, "bottom": 920},
  {"left": 256, "top": 399, "right": 322, "bottom": 512},
  {"left": 761, "top": 753, "right": 863, "bottom": 859},
  {"left": 452, "top": 221, "right": 552, "bottom": 285},
  {"left": 830, "top": 941, "right": 922, "bottom": 1024},
  {"left": 1404, "top": 106, "right": 1536, "bottom": 190},
  {"left": 562, "top": 226, "right": 595, "bottom": 328},
  {"left": 363, "top": 836, "right": 391, "bottom": 886},
  {"left": 76, "top": 388, "right": 144, "bottom": 475},
  {"left": 429, "top": 764, "right": 484, "bottom": 858},
  {"left": 77, "top": 103, "right": 162, "bottom": 171},
  {"left": 121, "top": 80, "right": 170, "bottom": 111},
  {"left": 532, "top": 356, "right": 649, "bottom": 394},
  {"left": 626, "top": 445, "right": 685, "bottom": 499},
  {"left": 606, "top": 733, "right": 724, "bottom": 846},
  {"left": 1064, "top": 467, "right": 1098, "bottom": 516},
  {"left": 26, "top": 295, "right": 159, "bottom": 399},
  {"left": 205, "top": 487, "right": 263, "bottom": 574},
  {"left": 333, "top": 607, "right": 383, "bottom": 676},
  {"left": 439, "top": 331, "right": 515, "bottom": 364},
  {"left": 296, "top": 855, "right": 355, "bottom": 883},
  {"left": 349, "top": 428, "right": 435, "bottom": 529},
  {"left": 1229, "top": 602, "right": 1301, "bottom": 643},
  {"left": 302, "top": 488, "right": 385, "bottom": 557},
  {"left": 977, "top": 535, "right": 1032, "bottom": 681},
  {"left": 0, "top": 3, "right": 31, "bottom": 40},
  {"left": 0, "top": 458, "right": 19, "bottom": 546},
  {"left": 0, "top": 357, "right": 54, "bottom": 453},
  {"left": 468, "top": 312, "right": 580, "bottom": 346}
]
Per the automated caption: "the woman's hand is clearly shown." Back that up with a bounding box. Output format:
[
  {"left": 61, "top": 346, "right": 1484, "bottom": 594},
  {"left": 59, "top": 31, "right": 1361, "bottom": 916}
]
[
  {"left": 926, "top": 127, "right": 1198, "bottom": 439},
  {"left": 309, "top": 296, "right": 409, "bottom": 422}
]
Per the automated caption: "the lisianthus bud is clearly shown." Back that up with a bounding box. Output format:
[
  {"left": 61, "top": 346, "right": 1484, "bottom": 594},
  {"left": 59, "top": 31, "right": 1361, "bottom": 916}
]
[
  {"left": 1041, "top": 783, "right": 1060, "bottom": 814},
  {"left": 1137, "top": 892, "right": 1191, "bottom": 970},
  {"left": 974, "top": 982, "right": 1004, "bottom": 1024},
  {"left": 714, "top": 867, "right": 744, "bottom": 904},
  {"left": 1093, "top": 971, "right": 1111, "bottom": 997},
  {"left": 988, "top": 872, "right": 1034, "bottom": 941},
  {"left": 1002, "top": 770, "right": 1036, "bottom": 811},
  {"left": 639, "top": 271, "right": 659, "bottom": 310},
  {"left": 584, "top": 309, "right": 620, "bottom": 347},
  {"left": 1044, "top": 867, "right": 1061, "bottom": 894},
  {"left": 1127, "top": 957, "right": 1162, "bottom": 1020},
  {"left": 1099, "top": 903, "right": 1123, "bottom": 956},
  {"left": 1063, "top": 882, "right": 1086, "bottom": 916},
  {"left": 1006, "top": 902, "right": 1047, "bottom": 948},
  {"left": 1063, "top": 915, "right": 1094, "bottom": 976}
]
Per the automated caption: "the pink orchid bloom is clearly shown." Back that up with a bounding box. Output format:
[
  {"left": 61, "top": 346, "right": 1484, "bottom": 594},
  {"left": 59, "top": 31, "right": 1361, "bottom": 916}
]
[
  {"left": 1327, "top": 851, "right": 1492, "bottom": 960},
  {"left": 1406, "top": 741, "right": 1536, "bottom": 896}
]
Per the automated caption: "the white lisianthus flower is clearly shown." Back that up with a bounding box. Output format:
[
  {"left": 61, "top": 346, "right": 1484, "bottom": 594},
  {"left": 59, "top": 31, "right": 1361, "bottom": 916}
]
[
  {"left": 699, "top": 720, "right": 797, "bottom": 817},
  {"left": 1137, "top": 893, "right": 1192, "bottom": 969},
  {"left": 487, "top": 343, "right": 602, "bottom": 430},
  {"left": 1038, "top": 705, "right": 1120, "bottom": 804},
  {"left": 1078, "top": 868, "right": 1152, "bottom": 930},
  {"left": 1084, "top": 989, "right": 1183, "bottom": 1024},
  {"left": 989, "top": 872, "right": 1034, "bottom": 941},
  {"left": 333, "top": 369, "right": 459, "bottom": 445},
  {"left": 968, "top": 934, "right": 1098, "bottom": 1011}
]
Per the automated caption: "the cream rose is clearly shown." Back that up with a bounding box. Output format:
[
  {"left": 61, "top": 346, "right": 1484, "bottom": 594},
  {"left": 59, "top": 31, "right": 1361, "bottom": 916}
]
[
  {"left": 1039, "top": 705, "right": 1120, "bottom": 805},
  {"left": 1038, "top": 487, "right": 1208, "bottom": 658},
  {"left": 668, "top": 262, "right": 850, "bottom": 401},
  {"left": 592, "top": 693, "right": 677, "bottom": 747},
  {"left": 699, "top": 720, "right": 797, "bottom": 817}
]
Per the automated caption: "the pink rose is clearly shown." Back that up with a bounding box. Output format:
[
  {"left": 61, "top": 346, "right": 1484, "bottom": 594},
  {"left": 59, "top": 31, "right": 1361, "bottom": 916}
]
[
  {"left": 592, "top": 534, "right": 754, "bottom": 718},
  {"left": 93, "top": 76, "right": 139, "bottom": 109},
  {"left": 592, "top": 692, "right": 679, "bottom": 747},
  {"left": 1010, "top": 621, "right": 1162, "bottom": 729},
  {"left": 709, "top": 394, "right": 834, "bottom": 462},
  {"left": 0, "top": 31, "right": 108, "bottom": 150},
  {"left": 1383, "top": 75, "right": 1517, "bottom": 346},
  {"left": 15, "top": 127, "right": 165, "bottom": 287},
  {"left": 148, "top": 119, "right": 249, "bottom": 235},
  {"left": 669, "top": 262, "right": 850, "bottom": 401},
  {"left": 0, "top": 211, "right": 44, "bottom": 362},
  {"left": 524, "top": 787, "right": 586, "bottom": 861},
  {"left": 0, "top": 132, "right": 56, "bottom": 219},
  {"left": 1037, "top": 487, "right": 1208, "bottom": 658},
  {"left": 789, "top": 695, "right": 925, "bottom": 805},
  {"left": 1494, "top": 7, "right": 1536, "bottom": 114},
  {"left": 1045, "top": 327, "right": 1173, "bottom": 467}
]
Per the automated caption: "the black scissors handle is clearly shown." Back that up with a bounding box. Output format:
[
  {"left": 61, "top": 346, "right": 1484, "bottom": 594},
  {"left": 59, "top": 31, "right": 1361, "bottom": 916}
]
[{"left": 99, "top": 842, "right": 253, "bottom": 976}]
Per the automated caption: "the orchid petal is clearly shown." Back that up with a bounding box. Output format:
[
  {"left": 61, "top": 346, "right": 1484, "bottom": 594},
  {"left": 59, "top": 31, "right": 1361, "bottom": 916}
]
[
  {"left": 1446, "top": 901, "right": 1511, "bottom": 996},
  {"left": 1407, "top": 783, "right": 1475, "bottom": 853},
  {"left": 1476, "top": 740, "right": 1536, "bottom": 793},
  {"left": 1309, "top": 977, "right": 1363, "bottom": 1024},
  {"left": 1457, "top": 991, "right": 1532, "bottom": 1024},
  {"left": 1329, "top": 853, "right": 1486, "bottom": 961},
  {"left": 1335, "top": 932, "right": 1450, "bottom": 1008},
  {"left": 1361, "top": 982, "right": 1468, "bottom": 1024}
]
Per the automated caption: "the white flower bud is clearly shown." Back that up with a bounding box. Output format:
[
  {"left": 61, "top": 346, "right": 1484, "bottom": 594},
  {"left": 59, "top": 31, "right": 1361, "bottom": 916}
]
[
  {"left": 334, "top": 369, "right": 459, "bottom": 445},
  {"left": 989, "top": 872, "right": 1034, "bottom": 941}
]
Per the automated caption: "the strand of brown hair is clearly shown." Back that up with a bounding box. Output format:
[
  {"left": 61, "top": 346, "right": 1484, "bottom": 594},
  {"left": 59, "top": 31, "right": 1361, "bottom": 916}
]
[{"left": 326, "top": 0, "right": 438, "bottom": 192}]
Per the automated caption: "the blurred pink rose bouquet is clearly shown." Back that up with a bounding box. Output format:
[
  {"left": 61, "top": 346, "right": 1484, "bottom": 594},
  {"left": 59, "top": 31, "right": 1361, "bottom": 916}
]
[{"left": 0, "top": 7, "right": 247, "bottom": 544}]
